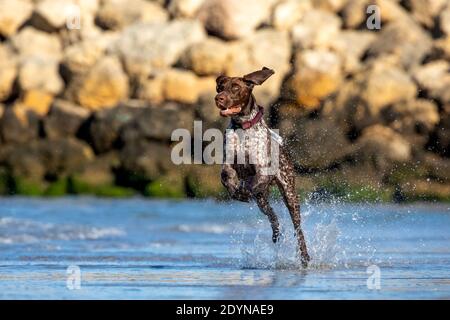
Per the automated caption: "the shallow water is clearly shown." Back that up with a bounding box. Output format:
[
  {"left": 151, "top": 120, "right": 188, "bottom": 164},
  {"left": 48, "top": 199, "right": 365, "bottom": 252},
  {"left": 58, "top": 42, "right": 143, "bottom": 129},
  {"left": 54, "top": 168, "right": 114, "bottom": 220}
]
[{"left": 0, "top": 197, "right": 449, "bottom": 299}]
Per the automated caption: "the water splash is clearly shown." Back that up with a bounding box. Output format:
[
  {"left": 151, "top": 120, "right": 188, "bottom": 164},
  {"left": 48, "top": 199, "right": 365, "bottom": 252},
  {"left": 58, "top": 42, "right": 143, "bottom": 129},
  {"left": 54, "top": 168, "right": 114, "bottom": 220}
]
[{"left": 230, "top": 196, "right": 377, "bottom": 270}]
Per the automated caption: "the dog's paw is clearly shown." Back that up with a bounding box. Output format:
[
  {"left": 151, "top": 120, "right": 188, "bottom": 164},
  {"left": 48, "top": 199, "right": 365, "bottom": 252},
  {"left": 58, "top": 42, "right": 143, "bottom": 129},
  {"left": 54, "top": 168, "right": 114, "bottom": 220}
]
[
  {"left": 272, "top": 230, "right": 281, "bottom": 243},
  {"left": 232, "top": 187, "right": 251, "bottom": 202},
  {"left": 300, "top": 252, "right": 311, "bottom": 268}
]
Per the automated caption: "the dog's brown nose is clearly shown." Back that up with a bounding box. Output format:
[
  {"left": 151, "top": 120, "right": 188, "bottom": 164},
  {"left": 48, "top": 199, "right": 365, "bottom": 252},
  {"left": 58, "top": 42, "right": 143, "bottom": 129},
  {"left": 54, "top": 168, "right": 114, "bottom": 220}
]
[{"left": 215, "top": 95, "right": 226, "bottom": 107}]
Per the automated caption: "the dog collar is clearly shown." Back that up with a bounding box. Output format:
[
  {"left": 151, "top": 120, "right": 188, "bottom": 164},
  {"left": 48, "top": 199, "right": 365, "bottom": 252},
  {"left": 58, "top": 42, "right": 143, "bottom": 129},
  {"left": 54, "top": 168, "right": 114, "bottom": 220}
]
[{"left": 238, "top": 106, "right": 264, "bottom": 130}]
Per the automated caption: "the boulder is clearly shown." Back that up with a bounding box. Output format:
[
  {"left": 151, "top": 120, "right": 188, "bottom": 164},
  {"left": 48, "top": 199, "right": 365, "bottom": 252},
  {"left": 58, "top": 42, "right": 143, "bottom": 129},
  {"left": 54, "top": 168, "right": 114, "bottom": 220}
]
[
  {"left": 180, "top": 37, "right": 231, "bottom": 76},
  {"left": 1, "top": 138, "right": 94, "bottom": 180},
  {"left": 137, "top": 70, "right": 213, "bottom": 104},
  {"left": 373, "top": 0, "right": 411, "bottom": 23},
  {"left": 341, "top": 0, "right": 368, "bottom": 28},
  {"left": 225, "top": 29, "right": 291, "bottom": 106},
  {"left": 119, "top": 139, "right": 175, "bottom": 182},
  {"left": 440, "top": 3, "right": 450, "bottom": 36},
  {"left": 291, "top": 9, "right": 341, "bottom": 49},
  {"left": 311, "top": 0, "right": 346, "bottom": 12},
  {"left": 434, "top": 37, "right": 450, "bottom": 60},
  {"left": 361, "top": 60, "right": 417, "bottom": 114},
  {"left": 32, "top": 0, "right": 81, "bottom": 31},
  {"left": 382, "top": 99, "right": 439, "bottom": 147},
  {"left": 61, "top": 33, "right": 118, "bottom": 77},
  {"left": 73, "top": 152, "right": 119, "bottom": 187},
  {"left": 328, "top": 31, "right": 376, "bottom": 74},
  {"left": 112, "top": 20, "right": 205, "bottom": 78},
  {"left": 271, "top": 0, "right": 312, "bottom": 31},
  {"left": 412, "top": 60, "right": 450, "bottom": 104},
  {"left": 43, "top": 99, "right": 90, "bottom": 139},
  {"left": 160, "top": 69, "right": 201, "bottom": 104},
  {"left": 65, "top": 55, "right": 129, "bottom": 110},
  {"left": 121, "top": 102, "right": 195, "bottom": 143},
  {"left": 287, "top": 49, "right": 342, "bottom": 109},
  {"left": 387, "top": 99, "right": 439, "bottom": 133},
  {"left": 88, "top": 103, "right": 144, "bottom": 153},
  {"left": 96, "top": 0, "right": 168, "bottom": 30},
  {"left": 197, "top": 0, "right": 276, "bottom": 40},
  {"left": 0, "top": 45, "right": 18, "bottom": 102},
  {"left": 11, "top": 26, "right": 62, "bottom": 61},
  {"left": 18, "top": 55, "right": 64, "bottom": 95},
  {"left": 405, "top": 0, "right": 447, "bottom": 28},
  {"left": 282, "top": 118, "right": 355, "bottom": 170},
  {"left": 20, "top": 90, "right": 54, "bottom": 116},
  {"left": 0, "top": 0, "right": 33, "bottom": 37},
  {"left": 168, "top": 0, "right": 206, "bottom": 18},
  {"left": 367, "top": 19, "right": 433, "bottom": 69},
  {"left": 355, "top": 125, "right": 412, "bottom": 167},
  {"left": 0, "top": 104, "right": 39, "bottom": 144}
]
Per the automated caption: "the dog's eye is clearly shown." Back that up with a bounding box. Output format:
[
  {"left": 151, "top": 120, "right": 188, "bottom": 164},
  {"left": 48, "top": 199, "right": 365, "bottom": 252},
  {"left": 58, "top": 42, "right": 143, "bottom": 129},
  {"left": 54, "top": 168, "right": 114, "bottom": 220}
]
[
  {"left": 232, "top": 85, "right": 240, "bottom": 92},
  {"left": 216, "top": 85, "right": 223, "bottom": 92}
]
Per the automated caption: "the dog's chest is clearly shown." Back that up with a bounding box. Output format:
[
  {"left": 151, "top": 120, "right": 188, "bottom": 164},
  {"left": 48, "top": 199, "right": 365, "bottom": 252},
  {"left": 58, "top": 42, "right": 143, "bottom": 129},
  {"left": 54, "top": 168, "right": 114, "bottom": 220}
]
[{"left": 224, "top": 121, "right": 272, "bottom": 167}]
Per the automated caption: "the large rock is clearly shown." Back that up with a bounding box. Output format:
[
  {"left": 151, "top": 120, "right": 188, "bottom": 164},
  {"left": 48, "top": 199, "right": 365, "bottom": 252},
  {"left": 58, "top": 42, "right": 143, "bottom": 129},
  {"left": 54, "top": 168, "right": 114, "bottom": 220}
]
[
  {"left": 119, "top": 139, "right": 174, "bottom": 182},
  {"left": 361, "top": 60, "right": 417, "bottom": 114},
  {"left": 271, "top": 0, "right": 312, "bottom": 31},
  {"left": 11, "top": 26, "right": 62, "bottom": 61},
  {"left": 311, "top": 0, "right": 346, "bottom": 12},
  {"left": 137, "top": 70, "right": 213, "bottom": 104},
  {"left": 328, "top": 31, "right": 376, "bottom": 74},
  {"left": 0, "top": 0, "right": 33, "bottom": 37},
  {"left": 291, "top": 9, "right": 341, "bottom": 49},
  {"left": 405, "top": 0, "right": 447, "bottom": 28},
  {"left": 65, "top": 55, "right": 129, "bottom": 110},
  {"left": 281, "top": 118, "right": 354, "bottom": 169},
  {"left": 287, "top": 49, "right": 342, "bottom": 109},
  {"left": 341, "top": 0, "right": 368, "bottom": 28},
  {"left": 383, "top": 99, "right": 439, "bottom": 146},
  {"left": 96, "top": 0, "right": 168, "bottom": 30},
  {"left": 18, "top": 55, "right": 63, "bottom": 95},
  {"left": 367, "top": 19, "right": 433, "bottom": 69},
  {"left": 62, "top": 33, "right": 118, "bottom": 77},
  {"left": 0, "top": 45, "right": 17, "bottom": 102},
  {"left": 0, "top": 105, "right": 40, "bottom": 144},
  {"left": 225, "top": 29, "right": 291, "bottom": 106},
  {"left": 120, "top": 102, "right": 195, "bottom": 143},
  {"left": 112, "top": 20, "right": 205, "bottom": 78},
  {"left": 180, "top": 37, "right": 231, "bottom": 75},
  {"left": 1, "top": 138, "right": 94, "bottom": 180},
  {"left": 440, "top": 3, "right": 450, "bottom": 36},
  {"left": 168, "top": 0, "right": 206, "bottom": 18},
  {"left": 20, "top": 90, "right": 54, "bottom": 116},
  {"left": 32, "top": 0, "right": 80, "bottom": 31},
  {"left": 355, "top": 125, "right": 412, "bottom": 167},
  {"left": 412, "top": 60, "right": 450, "bottom": 104},
  {"left": 43, "top": 99, "right": 90, "bottom": 139},
  {"left": 197, "top": 0, "right": 275, "bottom": 40},
  {"left": 88, "top": 103, "right": 144, "bottom": 153}
]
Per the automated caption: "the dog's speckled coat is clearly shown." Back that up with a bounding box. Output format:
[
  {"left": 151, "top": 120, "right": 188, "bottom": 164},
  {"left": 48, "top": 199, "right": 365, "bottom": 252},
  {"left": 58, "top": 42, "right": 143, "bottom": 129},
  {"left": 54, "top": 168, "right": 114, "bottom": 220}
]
[{"left": 215, "top": 67, "right": 310, "bottom": 266}]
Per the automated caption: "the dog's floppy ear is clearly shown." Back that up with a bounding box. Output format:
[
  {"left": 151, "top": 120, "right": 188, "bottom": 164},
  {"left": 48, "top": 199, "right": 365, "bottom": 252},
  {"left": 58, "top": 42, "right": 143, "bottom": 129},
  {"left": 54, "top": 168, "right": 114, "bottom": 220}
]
[
  {"left": 216, "top": 74, "right": 227, "bottom": 85},
  {"left": 243, "top": 67, "right": 275, "bottom": 86}
]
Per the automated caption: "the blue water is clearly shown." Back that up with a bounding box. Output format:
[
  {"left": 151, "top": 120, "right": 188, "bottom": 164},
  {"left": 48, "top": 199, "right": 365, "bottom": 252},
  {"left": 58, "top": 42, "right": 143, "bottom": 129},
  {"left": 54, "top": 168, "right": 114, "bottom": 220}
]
[{"left": 0, "top": 197, "right": 449, "bottom": 299}]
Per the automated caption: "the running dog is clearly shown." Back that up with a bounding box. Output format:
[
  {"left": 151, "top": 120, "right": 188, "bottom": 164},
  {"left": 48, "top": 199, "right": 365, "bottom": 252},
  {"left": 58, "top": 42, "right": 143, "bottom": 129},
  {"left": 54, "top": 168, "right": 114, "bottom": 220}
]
[{"left": 215, "top": 67, "right": 310, "bottom": 267}]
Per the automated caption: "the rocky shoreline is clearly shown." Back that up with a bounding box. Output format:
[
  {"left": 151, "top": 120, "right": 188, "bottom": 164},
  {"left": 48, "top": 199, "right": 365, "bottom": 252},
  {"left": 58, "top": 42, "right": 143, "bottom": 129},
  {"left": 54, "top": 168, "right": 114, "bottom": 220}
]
[{"left": 0, "top": 0, "right": 450, "bottom": 202}]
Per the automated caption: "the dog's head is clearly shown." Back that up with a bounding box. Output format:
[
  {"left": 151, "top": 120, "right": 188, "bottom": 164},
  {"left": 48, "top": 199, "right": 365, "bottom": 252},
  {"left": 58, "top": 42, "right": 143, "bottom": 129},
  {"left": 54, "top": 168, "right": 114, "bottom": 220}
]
[{"left": 215, "top": 67, "right": 274, "bottom": 117}]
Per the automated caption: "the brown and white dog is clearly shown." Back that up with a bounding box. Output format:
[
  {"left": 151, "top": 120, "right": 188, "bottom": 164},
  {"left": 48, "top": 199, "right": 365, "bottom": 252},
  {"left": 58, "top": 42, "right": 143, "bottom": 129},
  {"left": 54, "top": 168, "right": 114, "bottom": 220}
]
[{"left": 215, "top": 67, "right": 310, "bottom": 267}]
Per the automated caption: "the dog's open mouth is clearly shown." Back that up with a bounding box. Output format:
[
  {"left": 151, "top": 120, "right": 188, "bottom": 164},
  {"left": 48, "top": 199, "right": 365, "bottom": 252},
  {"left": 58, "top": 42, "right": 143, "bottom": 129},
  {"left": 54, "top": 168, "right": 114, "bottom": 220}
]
[{"left": 220, "top": 106, "right": 242, "bottom": 117}]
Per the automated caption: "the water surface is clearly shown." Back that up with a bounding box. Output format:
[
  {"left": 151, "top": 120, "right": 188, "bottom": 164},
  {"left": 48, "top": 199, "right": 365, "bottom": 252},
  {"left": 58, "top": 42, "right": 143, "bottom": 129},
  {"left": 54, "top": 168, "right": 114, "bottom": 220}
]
[{"left": 0, "top": 197, "right": 449, "bottom": 299}]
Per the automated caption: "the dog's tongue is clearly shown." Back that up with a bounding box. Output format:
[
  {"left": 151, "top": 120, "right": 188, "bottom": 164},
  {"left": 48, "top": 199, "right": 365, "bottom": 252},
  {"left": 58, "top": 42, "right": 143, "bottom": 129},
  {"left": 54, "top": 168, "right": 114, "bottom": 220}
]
[{"left": 220, "top": 106, "right": 242, "bottom": 116}]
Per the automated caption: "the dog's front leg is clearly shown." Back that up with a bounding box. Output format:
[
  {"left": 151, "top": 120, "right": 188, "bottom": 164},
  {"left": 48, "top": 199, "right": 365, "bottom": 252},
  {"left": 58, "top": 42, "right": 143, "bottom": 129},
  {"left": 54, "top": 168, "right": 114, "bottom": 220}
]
[{"left": 221, "top": 164, "right": 251, "bottom": 202}]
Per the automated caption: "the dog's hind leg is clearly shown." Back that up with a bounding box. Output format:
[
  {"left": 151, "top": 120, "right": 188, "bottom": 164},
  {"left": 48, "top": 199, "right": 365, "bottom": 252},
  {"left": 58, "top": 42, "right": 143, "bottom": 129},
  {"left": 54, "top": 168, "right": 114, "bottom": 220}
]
[
  {"left": 276, "top": 170, "right": 310, "bottom": 267},
  {"left": 255, "top": 192, "right": 280, "bottom": 243}
]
